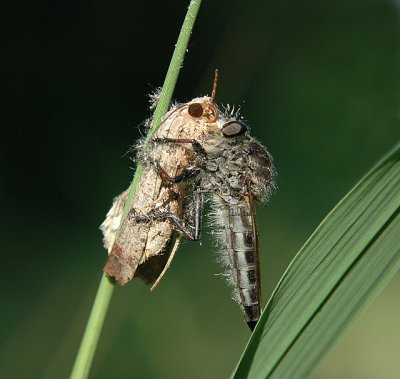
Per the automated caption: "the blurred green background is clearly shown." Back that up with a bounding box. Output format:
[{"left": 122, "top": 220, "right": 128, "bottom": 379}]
[{"left": 2, "top": 1, "right": 399, "bottom": 378}]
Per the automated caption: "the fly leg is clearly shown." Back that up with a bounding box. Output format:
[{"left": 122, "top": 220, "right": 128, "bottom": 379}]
[
  {"left": 153, "top": 137, "right": 207, "bottom": 158},
  {"left": 133, "top": 212, "right": 197, "bottom": 240},
  {"left": 150, "top": 137, "right": 207, "bottom": 183},
  {"left": 133, "top": 189, "right": 204, "bottom": 290},
  {"left": 147, "top": 142, "right": 203, "bottom": 185},
  {"left": 131, "top": 189, "right": 203, "bottom": 241},
  {"left": 150, "top": 234, "right": 182, "bottom": 291},
  {"left": 154, "top": 162, "right": 200, "bottom": 184}
]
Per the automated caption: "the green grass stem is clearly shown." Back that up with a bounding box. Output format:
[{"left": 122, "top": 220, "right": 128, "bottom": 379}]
[{"left": 70, "top": 275, "right": 115, "bottom": 379}]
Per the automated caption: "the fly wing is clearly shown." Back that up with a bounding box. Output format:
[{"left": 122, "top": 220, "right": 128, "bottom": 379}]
[
  {"left": 248, "top": 139, "right": 276, "bottom": 202},
  {"left": 245, "top": 186, "right": 262, "bottom": 331}
]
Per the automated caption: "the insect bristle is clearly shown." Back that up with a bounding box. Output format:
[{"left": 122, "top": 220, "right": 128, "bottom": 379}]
[
  {"left": 130, "top": 136, "right": 147, "bottom": 164},
  {"left": 148, "top": 87, "right": 163, "bottom": 110},
  {"left": 221, "top": 103, "right": 243, "bottom": 121}
]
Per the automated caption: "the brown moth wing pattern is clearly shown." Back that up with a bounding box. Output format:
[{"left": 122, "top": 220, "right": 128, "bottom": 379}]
[
  {"left": 102, "top": 97, "right": 217, "bottom": 285},
  {"left": 101, "top": 189, "right": 129, "bottom": 254}
]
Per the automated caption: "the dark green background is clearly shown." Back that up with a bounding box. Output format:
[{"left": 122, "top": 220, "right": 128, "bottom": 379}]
[{"left": 2, "top": 1, "right": 399, "bottom": 378}]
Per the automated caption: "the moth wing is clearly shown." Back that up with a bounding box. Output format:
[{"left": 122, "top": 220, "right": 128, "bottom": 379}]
[
  {"left": 101, "top": 186, "right": 177, "bottom": 285},
  {"left": 100, "top": 189, "right": 129, "bottom": 253},
  {"left": 101, "top": 188, "right": 149, "bottom": 285},
  {"left": 133, "top": 234, "right": 178, "bottom": 284}
]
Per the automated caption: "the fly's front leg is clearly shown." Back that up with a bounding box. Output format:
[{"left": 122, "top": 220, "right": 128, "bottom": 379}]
[
  {"left": 154, "top": 162, "right": 200, "bottom": 184},
  {"left": 182, "top": 188, "right": 203, "bottom": 240},
  {"left": 133, "top": 212, "right": 198, "bottom": 241},
  {"left": 131, "top": 189, "right": 203, "bottom": 241},
  {"left": 194, "top": 189, "right": 203, "bottom": 240},
  {"left": 153, "top": 137, "right": 207, "bottom": 158},
  {"left": 131, "top": 211, "right": 196, "bottom": 241}
]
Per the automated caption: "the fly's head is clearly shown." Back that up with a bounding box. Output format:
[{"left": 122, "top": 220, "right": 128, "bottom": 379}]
[{"left": 202, "top": 113, "right": 250, "bottom": 155}]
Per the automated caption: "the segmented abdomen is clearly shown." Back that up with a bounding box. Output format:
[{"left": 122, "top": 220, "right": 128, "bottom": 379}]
[{"left": 213, "top": 197, "right": 261, "bottom": 328}]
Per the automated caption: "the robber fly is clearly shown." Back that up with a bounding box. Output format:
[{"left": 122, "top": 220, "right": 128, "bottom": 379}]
[{"left": 101, "top": 71, "right": 276, "bottom": 330}]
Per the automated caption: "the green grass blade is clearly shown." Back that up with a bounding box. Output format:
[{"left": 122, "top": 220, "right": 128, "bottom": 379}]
[
  {"left": 70, "top": 1, "right": 202, "bottom": 378},
  {"left": 231, "top": 142, "right": 400, "bottom": 379}
]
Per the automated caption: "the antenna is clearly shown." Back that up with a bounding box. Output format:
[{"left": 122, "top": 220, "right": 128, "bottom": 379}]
[{"left": 211, "top": 69, "right": 219, "bottom": 102}]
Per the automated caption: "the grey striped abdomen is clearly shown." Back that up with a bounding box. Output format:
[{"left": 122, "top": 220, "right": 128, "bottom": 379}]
[{"left": 219, "top": 200, "right": 261, "bottom": 327}]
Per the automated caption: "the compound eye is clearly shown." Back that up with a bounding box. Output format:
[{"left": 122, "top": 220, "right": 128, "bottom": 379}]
[
  {"left": 221, "top": 121, "right": 247, "bottom": 138},
  {"left": 188, "top": 103, "right": 204, "bottom": 118}
]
